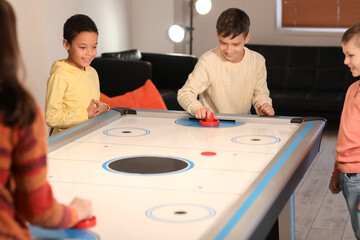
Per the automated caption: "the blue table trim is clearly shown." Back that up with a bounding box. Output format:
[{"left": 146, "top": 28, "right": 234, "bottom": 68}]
[
  {"left": 29, "top": 226, "right": 98, "bottom": 239},
  {"left": 48, "top": 110, "right": 115, "bottom": 143}
]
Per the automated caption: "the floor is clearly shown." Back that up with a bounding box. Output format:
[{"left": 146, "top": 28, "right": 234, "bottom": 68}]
[{"left": 294, "top": 125, "right": 356, "bottom": 240}]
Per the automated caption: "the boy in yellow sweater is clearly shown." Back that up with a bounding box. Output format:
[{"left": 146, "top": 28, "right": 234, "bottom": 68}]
[
  {"left": 177, "top": 8, "right": 274, "bottom": 119},
  {"left": 329, "top": 22, "right": 360, "bottom": 240},
  {"left": 45, "top": 14, "right": 109, "bottom": 135}
]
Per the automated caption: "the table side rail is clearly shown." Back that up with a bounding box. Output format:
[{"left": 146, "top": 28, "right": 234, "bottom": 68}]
[
  {"left": 134, "top": 109, "right": 299, "bottom": 126},
  {"left": 48, "top": 110, "right": 121, "bottom": 153},
  {"left": 200, "top": 120, "right": 326, "bottom": 240}
]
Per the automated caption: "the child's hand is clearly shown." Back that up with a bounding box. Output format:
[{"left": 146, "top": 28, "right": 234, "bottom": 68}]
[
  {"left": 329, "top": 179, "right": 341, "bottom": 194},
  {"left": 195, "top": 107, "right": 213, "bottom": 119},
  {"left": 69, "top": 197, "right": 93, "bottom": 222},
  {"left": 87, "top": 99, "right": 97, "bottom": 119},
  {"left": 93, "top": 100, "right": 109, "bottom": 117},
  {"left": 256, "top": 103, "right": 275, "bottom": 116}
]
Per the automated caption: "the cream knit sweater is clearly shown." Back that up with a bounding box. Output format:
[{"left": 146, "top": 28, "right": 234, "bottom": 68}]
[{"left": 177, "top": 47, "right": 272, "bottom": 115}]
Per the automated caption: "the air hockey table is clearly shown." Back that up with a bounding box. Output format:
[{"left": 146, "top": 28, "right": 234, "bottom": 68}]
[{"left": 30, "top": 107, "right": 326, "bottom": 240}]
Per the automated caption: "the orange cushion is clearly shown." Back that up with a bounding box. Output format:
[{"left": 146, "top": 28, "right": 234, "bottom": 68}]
[{"left": 100, "top": 79, "right": 167, "bottom": 110}]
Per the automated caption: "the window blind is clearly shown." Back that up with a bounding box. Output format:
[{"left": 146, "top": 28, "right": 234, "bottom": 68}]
[{"left": 282, "top": 0, "right": 360, "bottom": 28}]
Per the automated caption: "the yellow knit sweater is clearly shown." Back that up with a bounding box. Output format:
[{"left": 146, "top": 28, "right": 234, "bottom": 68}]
[
  {"left": 45, "top": 60, "right": 100, "bottom": 135},
  {"left": 177, "top": 47, "right": 272, "bottom": 115}
]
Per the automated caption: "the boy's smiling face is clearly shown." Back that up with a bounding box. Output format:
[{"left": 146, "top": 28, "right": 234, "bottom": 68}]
[
  {"left": 63, "top": 31, "right": 98, "bottom": 70},
  {"left": 217, "top": 32, "right": 250, "bottom": 63},
  {"left": 342, "top": 37, "right": 360, "bottom": 77}
]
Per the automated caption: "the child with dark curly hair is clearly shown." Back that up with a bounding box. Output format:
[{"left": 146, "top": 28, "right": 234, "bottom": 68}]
[
  {"left": 0, "top": 1, "right": 92, "bottom": 239},
  {"left": 45, "top": 14, "right": 109, "bottom": 136}
]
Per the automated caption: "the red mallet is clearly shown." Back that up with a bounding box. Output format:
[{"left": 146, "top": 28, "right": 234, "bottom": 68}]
[
  {"left": 199, "top": 113, "right": 220, "bottom": 127},
  {"left": 73, "top": 216, "right": 97, "bottom": 229}
]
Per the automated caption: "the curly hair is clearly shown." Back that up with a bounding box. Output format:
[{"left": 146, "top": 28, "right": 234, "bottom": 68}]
[
  {"left": 63, "top": 14, "right": 98, "bottom": 44},
  {"left": 216, "top": 8, "right": 250, "bottom": 39}
]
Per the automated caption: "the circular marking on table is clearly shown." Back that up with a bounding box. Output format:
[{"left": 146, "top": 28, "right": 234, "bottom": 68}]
[
  {"left": 103, "top": 156, "right": 194, "bottom": 175},
  {"left": 231, "top": 135, "right": 281, "bottom": 145},
  {"left": 201, "top": 151, "right": 217, "bottom": 156},
  {"left": 103, "top": 127, "right": 150, "bottom": 137},
  {"left": 176, "top": 118, "right": 244, "bottom": 128},
  {"left": 145, "top": 203, "right": 216, "bottom": 223}
]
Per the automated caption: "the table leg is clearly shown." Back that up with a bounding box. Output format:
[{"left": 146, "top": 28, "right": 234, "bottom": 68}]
[{"left": 279, "top": 194, "right": 295, "bottom": 240}]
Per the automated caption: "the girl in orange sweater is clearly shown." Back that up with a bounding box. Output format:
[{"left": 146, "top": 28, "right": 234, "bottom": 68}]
[{"left": 0, "top": 1, "right": 92, "bottom": 239}]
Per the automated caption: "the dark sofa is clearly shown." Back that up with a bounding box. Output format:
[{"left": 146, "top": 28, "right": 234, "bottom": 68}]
[
  {"left": 91, "top": 57, "right": 152, "bottom": 97},
  {"left": 99, "top": 49, "right": 198, "bottom": 110},
  {"left": 246, "top": 44, "right": 357, "bottom": 123}
]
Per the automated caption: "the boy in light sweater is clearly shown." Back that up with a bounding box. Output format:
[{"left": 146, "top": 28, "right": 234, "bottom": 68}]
[
  {"left": 45, "top": 14, "right": 109, "bottom": 135},
  {"left": 329, "top": 22, "right": 360, "bottom": 240},
  {"left": 177, "top": 8, "right": 274, "bottom": 119}
]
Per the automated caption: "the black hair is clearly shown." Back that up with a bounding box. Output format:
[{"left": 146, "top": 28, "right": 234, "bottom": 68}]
[
  {"left": 216, "top": 8, "right": 250, "bottom": 39},
  {"left": 63, "top": 14, "right": 98, "bottom": 44}
]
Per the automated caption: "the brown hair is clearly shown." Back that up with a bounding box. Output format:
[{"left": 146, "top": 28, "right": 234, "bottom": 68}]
[
  {"left": 0, "top": 0, "right": 36, "bottom": 126},
  {"left": 342, "top": 22, "right": 360, "bottom": 47},
  {"left": 216, "top": 8, "right": 250, "bottom": 39}
]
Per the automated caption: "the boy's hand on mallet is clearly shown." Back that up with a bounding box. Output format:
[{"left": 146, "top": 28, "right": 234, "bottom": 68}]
[{"left": 195, "top": 107, "right": 213, "bottom": 120}]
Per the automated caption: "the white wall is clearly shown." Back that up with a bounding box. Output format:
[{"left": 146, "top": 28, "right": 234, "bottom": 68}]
[
  {"left": 129, "top": 0, "right": 175, "bottom": 53},
  {"left": 8, "top": 0, "right": 47, "bottom": 110}
]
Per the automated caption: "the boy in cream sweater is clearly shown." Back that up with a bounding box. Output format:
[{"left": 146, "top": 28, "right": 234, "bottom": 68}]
[{"left": 177, "top": 8, "right": 274, "bottom": 119}]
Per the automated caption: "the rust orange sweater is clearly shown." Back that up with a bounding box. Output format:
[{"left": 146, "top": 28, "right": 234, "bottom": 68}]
[
  {"left": 0, "top": 106, "right": 78, "bottom": 240},
  {"left": 332, "top": 80, "right": 360, "bottom": 181}
]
